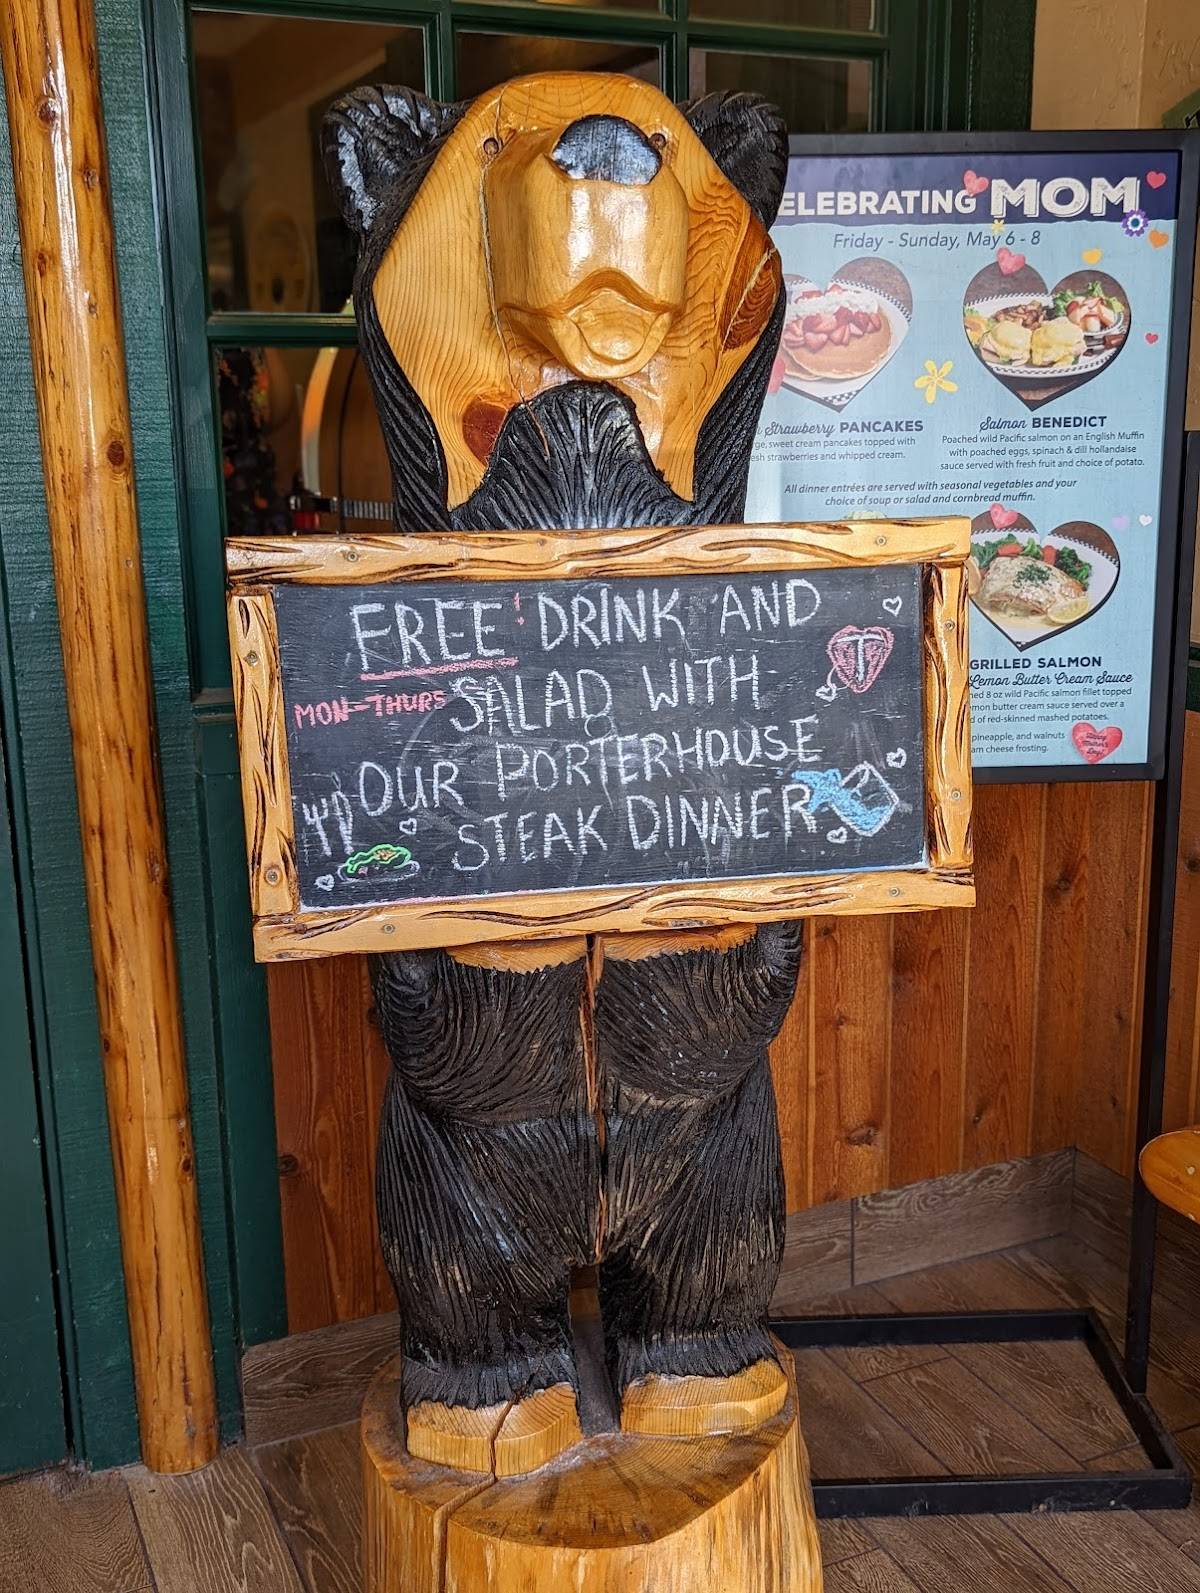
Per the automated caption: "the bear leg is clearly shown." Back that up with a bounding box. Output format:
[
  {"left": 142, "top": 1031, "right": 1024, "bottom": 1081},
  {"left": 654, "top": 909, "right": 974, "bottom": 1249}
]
[
  {"left": 594, "top": 925, "right": 802, "bottom": 1400},
  {"left": 372, "top": 943, "right": 599, "bottom": 1413}
]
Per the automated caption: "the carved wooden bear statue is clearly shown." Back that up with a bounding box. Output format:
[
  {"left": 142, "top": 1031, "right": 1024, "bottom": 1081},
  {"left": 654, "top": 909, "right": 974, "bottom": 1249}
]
[{"left": 323, "top": 72, "right": 804, "bottom": 1461}]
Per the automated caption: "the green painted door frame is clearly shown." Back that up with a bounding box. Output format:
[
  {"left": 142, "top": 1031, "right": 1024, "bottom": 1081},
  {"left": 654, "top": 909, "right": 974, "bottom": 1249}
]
[
  {"left": 0, "top": 0, "right": 1036, "bottom": 1470},
  {"left": 0, "top": 710, "right": 66, "bottom": 1475}
]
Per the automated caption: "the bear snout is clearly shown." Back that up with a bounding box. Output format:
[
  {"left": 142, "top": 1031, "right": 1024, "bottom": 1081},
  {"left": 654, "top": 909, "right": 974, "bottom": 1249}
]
[{"left": 550, "top": 114, "right": 662, "bottom": 186}]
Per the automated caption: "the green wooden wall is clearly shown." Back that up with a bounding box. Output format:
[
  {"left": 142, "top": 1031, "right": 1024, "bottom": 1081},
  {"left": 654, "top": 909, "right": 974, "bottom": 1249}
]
[{"left": 0, "top": 73, "right": 137, "bottom": 1470}]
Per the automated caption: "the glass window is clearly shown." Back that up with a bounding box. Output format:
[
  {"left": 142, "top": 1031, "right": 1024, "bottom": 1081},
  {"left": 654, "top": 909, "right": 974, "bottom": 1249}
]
[
  {"left": 688, "top": 50, "right": 872, "bottom": 133},
  {"left": 471, "top": 0, "right": 661, "bottom": 9},
  {"left": 192, "top": 12, "right": 426, "bottom": 313},
  {"left": 688, "top": 0, "right": 875, "bottom": 24},
  {"left": 215, "top": 345, "right": 391, "bottom": 536},
  {"left": 456, "top": 32, "right": 662, "bottom": 102}
]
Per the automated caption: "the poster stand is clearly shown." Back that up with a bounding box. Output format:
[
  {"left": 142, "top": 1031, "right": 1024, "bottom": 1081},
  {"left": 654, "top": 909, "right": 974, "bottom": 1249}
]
[{"left": 772, "top": 431, "right": 1200, "bottom": 1519}]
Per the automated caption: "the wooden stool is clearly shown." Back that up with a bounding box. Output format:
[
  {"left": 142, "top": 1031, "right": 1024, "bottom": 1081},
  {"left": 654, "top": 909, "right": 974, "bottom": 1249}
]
[
  {"left": 1140, "top": 1126, "right": 1200, "bottom": 1222},
  {"left": 362, "top": 1340, "right": 822, "bottom": 1593}
]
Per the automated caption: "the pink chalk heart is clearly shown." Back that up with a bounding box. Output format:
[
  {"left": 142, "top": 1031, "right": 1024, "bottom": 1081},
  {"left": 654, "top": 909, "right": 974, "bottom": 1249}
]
[
  {"left": 963, "top": 169, "right": 989, "bottom": 196},
  {"left": 997, "top": 247, "right": 1026, "bottom": 276},
  {"left": 989, "top": 503, "right": 1020, "bottom": 530},
  {"left": 1145, "top": 332, "right": 1159, "bottom": 344},
  {"left": 826, "top": 625, "right": 894, "bottom": 695},
  {"left": 1111, "top": 514, "right": 1130, "bottom": 531},
  {"left": 1072, "top": 722, "right": 1123, "bottom": 764},
  {"left": 1147, "top": 170, "right": 1167, "bottom": 189}
]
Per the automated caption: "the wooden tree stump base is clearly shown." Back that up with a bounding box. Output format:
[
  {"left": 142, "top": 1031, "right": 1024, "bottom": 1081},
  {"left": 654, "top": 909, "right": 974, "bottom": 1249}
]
[{"left": 362, "top": 1345, "right": 823, "bottom": 1593}]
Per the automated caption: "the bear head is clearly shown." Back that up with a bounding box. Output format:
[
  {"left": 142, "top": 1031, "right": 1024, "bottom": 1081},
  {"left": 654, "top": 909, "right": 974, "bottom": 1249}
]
[{"left": 323, "top": 72, "right": 787, "bottom": 532}]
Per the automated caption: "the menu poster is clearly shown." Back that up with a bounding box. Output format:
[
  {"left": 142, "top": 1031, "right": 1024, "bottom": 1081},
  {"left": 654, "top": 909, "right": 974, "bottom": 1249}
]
[{"left": 749, "top": 138, "right": 1198, "bottom": 780}]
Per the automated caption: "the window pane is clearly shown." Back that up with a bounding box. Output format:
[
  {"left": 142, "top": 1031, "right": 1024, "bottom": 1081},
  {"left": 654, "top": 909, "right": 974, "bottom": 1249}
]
[
  {"left": 456, "top": 32, "right": 661, "bottom": 102},
  {"left": 216, "top": 345, "right": 391, "bottom": 537},
  {"left": 192, "top": 11, "right": 425, "bottom": 313},
  {"left": 471, "top": 0, "right": 661, "bottom": 10},
  {"left": 688, "top": 50, "right": 871, "bottom": 133},
  {"left": 688, "top": 0, "right": 874, "bottom": 23}
]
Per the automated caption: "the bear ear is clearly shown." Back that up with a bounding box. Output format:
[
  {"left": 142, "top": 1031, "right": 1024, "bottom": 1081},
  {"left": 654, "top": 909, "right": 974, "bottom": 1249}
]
[
  {"left": 322, "top": 85, "right": 467, "bottom": 236},
  {"left": 681, "top": 91, "right": 788, "bottom": 230}
]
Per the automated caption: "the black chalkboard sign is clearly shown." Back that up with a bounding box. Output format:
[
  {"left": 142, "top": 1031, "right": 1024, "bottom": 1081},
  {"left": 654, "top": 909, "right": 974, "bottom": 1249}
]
[
  {"left": 227, "top": 522, "right": 974, "bottom": 958},
  {"left": 274, "top": 566, "right": 926, "bottom": 911}
]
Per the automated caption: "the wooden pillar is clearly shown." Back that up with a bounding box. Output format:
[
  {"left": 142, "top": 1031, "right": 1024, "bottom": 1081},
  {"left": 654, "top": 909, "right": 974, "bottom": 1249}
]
[{"left": 1, "top": 0, "right": 218, "bottom": 1471}]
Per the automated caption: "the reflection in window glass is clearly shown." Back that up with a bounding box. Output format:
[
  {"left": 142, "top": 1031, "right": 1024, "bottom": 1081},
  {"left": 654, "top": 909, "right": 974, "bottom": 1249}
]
[
  {"left": 216, "top": 346, "right": 391, "bottom": 537},
  {"left": 456, "top": 32, "right": 661, "bottom": 102},
  {"left": 192, "top": 11, "right": 425, "bottom": 313},
  {"left": 688, "top": 50, "right": 871, "bottom": 134},
  {"left": 689, "top": 0, "right": 874, "bottom": 24}
]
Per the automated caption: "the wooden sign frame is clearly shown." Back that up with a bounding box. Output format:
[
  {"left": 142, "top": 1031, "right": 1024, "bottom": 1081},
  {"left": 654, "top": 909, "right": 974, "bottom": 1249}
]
[{"left": 226, "top": 518, "right": 974, "bottom": 960}]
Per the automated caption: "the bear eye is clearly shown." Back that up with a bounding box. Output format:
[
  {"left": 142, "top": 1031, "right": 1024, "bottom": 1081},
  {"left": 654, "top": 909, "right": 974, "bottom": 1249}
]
[
  {"left": 650, "top": 131, "right": 667, "bottom": 151},
  {"left": 483, "top": 136, "right": 501, "bottom": 159}
]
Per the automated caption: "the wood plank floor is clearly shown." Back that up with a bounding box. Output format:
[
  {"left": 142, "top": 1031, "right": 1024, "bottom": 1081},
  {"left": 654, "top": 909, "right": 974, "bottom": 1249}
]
[{"left": 6, "top": 1229, "right": 1200, "bottom": 1593}]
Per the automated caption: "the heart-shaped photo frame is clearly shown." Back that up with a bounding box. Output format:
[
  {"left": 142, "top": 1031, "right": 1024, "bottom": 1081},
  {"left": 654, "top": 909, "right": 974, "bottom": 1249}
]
[
  {"left": 962, "top": 262, "right": 1131, "bottom": 412},
  {"left": 968, "top": 510, "right": 1120, "bottom": 651},
  {"left": 778, "top": 258, "right": 913, "bottom": 412}
]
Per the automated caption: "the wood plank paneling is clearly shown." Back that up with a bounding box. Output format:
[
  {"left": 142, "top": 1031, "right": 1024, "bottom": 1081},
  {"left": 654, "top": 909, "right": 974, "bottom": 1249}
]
[
  {"left": 359, "top": 961, "right": 395, "bottom": 1317},
  {"left": 852, "top": 1150, "right": 1070, "bottom": 1285},
  {"left": 1072, "top": 781, "right": 1152, "bottom": 1176},
  {"left": 267, "top": 959, "right": 384, "bottom": 1332},
  {"left": 243, "top": 1312, "right": 397, "bottom": 1448},
  {"left": 887, "top": 908, "right": 968, "bottom": 1187},
  {"left": 962, "top": 783, "right": 1045, "bottom": 1169},
  {"left": 809, "top": 916, "right": 894, "bottom": 1203},
  {"left": 1032, "top": 783, "right": 1091, "bottom": 1156}
]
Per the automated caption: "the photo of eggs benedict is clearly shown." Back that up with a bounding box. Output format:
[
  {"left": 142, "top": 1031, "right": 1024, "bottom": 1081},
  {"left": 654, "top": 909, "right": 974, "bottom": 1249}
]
[
  {"left": 1030, "top": 315, "right": 1087, "bottom": 367},
  {"left": 961, "top": 265, "right": 1129, "bottom": 403}
]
